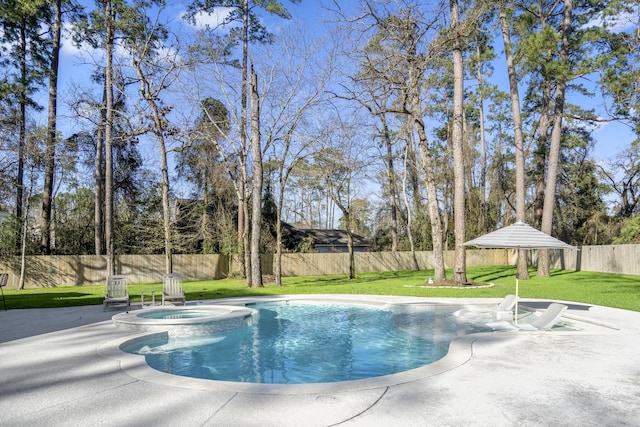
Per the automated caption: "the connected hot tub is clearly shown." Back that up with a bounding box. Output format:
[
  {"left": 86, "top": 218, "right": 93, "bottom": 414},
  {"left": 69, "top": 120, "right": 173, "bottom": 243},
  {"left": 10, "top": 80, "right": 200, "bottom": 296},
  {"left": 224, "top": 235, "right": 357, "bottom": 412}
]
[{"left": 112, "top": 305, "right": 257, "bottom": 337}]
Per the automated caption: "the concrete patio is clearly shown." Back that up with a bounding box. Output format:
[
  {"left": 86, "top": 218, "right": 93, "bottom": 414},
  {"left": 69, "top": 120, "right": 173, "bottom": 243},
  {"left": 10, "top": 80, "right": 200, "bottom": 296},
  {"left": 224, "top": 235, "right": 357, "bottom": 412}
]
[{"left": 1, "top": 296, "right": 639, "bottom": 426}]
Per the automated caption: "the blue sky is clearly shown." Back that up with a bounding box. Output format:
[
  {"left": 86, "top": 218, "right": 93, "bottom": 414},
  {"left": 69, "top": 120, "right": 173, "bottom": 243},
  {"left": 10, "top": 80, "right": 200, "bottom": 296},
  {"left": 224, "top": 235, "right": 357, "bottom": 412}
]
[{"left": 51, "top": 0, "right": 636, "bottom": 179}]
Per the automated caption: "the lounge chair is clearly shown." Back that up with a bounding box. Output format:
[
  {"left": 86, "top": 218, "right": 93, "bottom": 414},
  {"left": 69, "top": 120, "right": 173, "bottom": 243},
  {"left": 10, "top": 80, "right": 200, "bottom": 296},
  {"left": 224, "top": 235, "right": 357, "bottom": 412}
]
[
  {"left": 493, "top": 294, "right": 517, "bottom": 321},
  {"left": 103, "top": 275, "right": 130, "bottom": 311},
  {"left": 488, "top": 303, "right": 568, "bottom": 331},
  {"left": 522, "top": 303, "right": 568, "bottom": 330},
  {"left": 453, "top": 294, "right": 517, "bottom": 321},
  {"left": 497, "top": 294, "right": 517, "bottom": 311},
  {"left": 162, "top": 273, "right": 185, "bottom": 306}
]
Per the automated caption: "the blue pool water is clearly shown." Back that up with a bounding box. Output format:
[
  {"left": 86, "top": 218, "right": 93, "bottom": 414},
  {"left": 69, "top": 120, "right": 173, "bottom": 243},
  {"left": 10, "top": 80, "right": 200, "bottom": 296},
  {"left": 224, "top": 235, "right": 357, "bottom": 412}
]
[{"left": 121, "top": 302, "right": 492, "bottom": 384}]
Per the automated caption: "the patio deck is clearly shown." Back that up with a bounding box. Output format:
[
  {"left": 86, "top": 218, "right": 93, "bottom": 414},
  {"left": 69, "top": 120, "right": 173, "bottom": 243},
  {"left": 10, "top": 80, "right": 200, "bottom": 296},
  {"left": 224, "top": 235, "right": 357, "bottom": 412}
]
[{"left": 1, "top": 296, "right": 639, "bottom": 426}]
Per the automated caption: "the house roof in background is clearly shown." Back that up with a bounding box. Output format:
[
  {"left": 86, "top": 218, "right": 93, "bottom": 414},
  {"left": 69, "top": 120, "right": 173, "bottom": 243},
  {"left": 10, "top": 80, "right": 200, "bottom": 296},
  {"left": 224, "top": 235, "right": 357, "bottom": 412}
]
[{"left": 282, "top": 224, "right": 371, "bottom": 248}]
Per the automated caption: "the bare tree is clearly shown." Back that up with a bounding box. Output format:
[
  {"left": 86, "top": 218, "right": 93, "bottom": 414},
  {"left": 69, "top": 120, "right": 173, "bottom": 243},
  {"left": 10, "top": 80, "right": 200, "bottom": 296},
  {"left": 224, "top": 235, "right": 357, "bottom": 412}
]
[
  {"left": 255, "top": 21, "right": 334, "bottom": 285},
  {"left": 337, "top": 77, "right": 401, "bottom": 252},
  {"left": 401, "top": 136, "right": 419, "bottom": 270},
  {"left": 126, "top": 5, "right": 184, "bottom": 274},
  {"left": 599, "top": 141, "right": 640, "bottom": 218},
  {"left": 403, "top": 15, "right": 447, "bottom": 282},
  {"left": 185, "top": 0, "right": 299, "bottom": 284},
  {"left": 339, "top": 0, "right": 448, "bottom": 281},
  {"left": 312, "top": 114, "right": 369, "bottom": 280}
]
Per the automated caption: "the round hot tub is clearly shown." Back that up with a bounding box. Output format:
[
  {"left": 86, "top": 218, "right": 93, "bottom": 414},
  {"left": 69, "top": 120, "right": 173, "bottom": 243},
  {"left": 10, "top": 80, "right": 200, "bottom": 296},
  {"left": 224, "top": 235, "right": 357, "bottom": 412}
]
[{"left": 112, "top": 305, "right": 256, "bottom": 337}]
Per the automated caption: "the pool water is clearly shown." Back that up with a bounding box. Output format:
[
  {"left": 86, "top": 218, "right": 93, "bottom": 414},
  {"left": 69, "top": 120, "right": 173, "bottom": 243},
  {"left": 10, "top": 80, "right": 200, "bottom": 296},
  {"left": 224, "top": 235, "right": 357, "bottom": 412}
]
[{"left": 121, "top": 302, "right": 492, "bottom": 384}]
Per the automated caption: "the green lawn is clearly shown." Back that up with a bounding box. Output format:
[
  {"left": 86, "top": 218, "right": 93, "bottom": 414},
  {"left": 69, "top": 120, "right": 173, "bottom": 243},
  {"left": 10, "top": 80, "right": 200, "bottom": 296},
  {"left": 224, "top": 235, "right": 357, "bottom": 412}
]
[{"left": 2, "top": 266, "right": 639, "bottom": 312}]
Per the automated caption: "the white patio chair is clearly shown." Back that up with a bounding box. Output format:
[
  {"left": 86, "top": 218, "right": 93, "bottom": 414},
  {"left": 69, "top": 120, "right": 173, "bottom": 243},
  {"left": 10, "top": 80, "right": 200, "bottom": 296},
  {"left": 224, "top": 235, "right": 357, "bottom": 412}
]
[
  {"left": 162, "top": 273, "right": 185, "bottom": 306},
  {"left": 488, "top": 303, "right": 568, "bottom": 331},
  {"left": 103, "top": 275, "right": 130, "bottom": 311},
  {"left": 493, "top": 294, "right": 517, "bottom": 321},
  {"left": 523, "top": 303, "right": 568, "bottom": 330},
  {"left": 453, "top": 294, "right": 517, "bottom": 321}
]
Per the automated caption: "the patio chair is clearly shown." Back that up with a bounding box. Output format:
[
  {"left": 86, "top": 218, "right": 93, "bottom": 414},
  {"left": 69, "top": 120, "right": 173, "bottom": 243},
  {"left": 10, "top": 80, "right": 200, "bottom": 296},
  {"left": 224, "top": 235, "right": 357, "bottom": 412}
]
[
  {"left": 488, "top": 303, "right": 568, "bottom": 331},
  {"left": 0, "top": 273, "right": 8, "bottom": 311},
  {"left": 103, "top": 275, "right": 130, "bottom": 311},
  {"left": 522, "top": 303, "right": 568, "bottom": 330},
  {"left": 493, "top": 294, "right": 517, "bottom": 321},
  {"left": 162, "top": 273, "right": 185, "bottom": 306},
  {"left": 453, "top": 294, "right": 517, "bottom": 321}
]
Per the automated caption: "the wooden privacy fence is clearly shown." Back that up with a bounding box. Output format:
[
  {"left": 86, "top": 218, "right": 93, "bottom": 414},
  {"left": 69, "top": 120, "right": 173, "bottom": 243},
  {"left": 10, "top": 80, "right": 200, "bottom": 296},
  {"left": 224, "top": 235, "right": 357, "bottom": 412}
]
[
  {"left": 0, "top": 254, "right": 229, "bottom": 289},
  {"left": 1, "top": 244, "right": 639, "bottom": 288},
  {"left": 546, "top": 244, "right": 640, "bottom": 276},
  {"left": 266, "top": 249, "right": 509, "bottom": 277}
]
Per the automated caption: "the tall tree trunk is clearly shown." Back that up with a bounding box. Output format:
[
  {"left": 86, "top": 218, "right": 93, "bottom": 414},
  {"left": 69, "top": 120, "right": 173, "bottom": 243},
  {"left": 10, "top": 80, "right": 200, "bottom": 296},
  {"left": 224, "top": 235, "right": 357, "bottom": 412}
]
[
  {"left": 40, "top": 0, "right": 62, "bottom": 255},
  {"left": 500, "top": 3, "right": 530, "bottom": 281},
  {"left": 347, "top": 227, "right": 355, "bottom": 279},
  {"left": 202, "top": 184, "right": 212, "bottom": 252},
  {"left": 402, "top": 140, "right": 419, "bottom": 270},
  {"left": 451, "top": 0, "right": 466, "bottom": 286},
  {"left": 239, "top": 0, "right": 251, "bottom": 284},
  {"left": 533, "top": 82, "right": 552, "bottom": 229},
  {"left": 151, "top": 107, "right": 172, "bottom": 274},
  {"left": 274, "top": 143, "right": 289, "bottom": 288},
  {"left": 95, "top": 93, "right": 105, "bottom": 255},
  {"left": 104, "top": 0, "right": 115, "bottom": 276},
  {"left": 381, "top": 115, "right": 399, "bottom": 251},
  {"left": 243, "top": 175, "right": 251, "bottom": 284},
  {"left": 475, "top": 41, "right": 487, "bottom": 234},
  {"left": 250, "top": 67, "right": 263, "bottom": 288},
  {"left": 414, "top": 119, "right": 446, "bottom": 282},
  {"left": 16, "top": 22, "right": 27, "bottom": 250},
  {"left": 538, "top": 0, "right": 573, "bottom": 277},
  {"left": 405, "top": 44, "right": 445, "bottom": 281},
  {"left": 275, "top": 197, "right": 283, "bottom": 286},
  {"left": 18, "top": 166, "right": 36, "bottom": 290},
  {"left": 160, "top": 143, "right": 172, "bottom": 274},
  {"left": 131, "top": 50, "right": 174, "bottom": 274}
]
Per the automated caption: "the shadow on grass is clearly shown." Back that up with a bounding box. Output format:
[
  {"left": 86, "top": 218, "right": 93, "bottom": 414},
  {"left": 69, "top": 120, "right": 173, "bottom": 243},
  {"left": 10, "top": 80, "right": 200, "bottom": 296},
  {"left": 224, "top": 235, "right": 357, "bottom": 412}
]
[
  {"left": 467, "top": 266, "right": 516, "bottom": 282},
  {"left": 3, "top": 292, "right": 102, "bottom": 309}
]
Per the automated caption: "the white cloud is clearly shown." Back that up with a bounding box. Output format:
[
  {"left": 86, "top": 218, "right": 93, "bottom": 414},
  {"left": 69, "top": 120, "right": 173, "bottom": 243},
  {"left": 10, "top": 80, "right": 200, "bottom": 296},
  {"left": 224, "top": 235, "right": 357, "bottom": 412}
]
[
  {"left": 583, "top": 5, "right": 639, "bottom": 33},
  {"left": 180, "top": 7, "right": 235, "bottom": 30},
  {"left": 60, "top": 23, "right": 101, "bottom": 62}
]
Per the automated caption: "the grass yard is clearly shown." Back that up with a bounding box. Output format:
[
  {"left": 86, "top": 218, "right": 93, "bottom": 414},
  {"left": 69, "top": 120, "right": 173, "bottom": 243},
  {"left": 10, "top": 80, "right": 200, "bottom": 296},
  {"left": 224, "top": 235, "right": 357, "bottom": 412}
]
[{"left": 1, "top": 266, "right": 639, "bottom": 312}]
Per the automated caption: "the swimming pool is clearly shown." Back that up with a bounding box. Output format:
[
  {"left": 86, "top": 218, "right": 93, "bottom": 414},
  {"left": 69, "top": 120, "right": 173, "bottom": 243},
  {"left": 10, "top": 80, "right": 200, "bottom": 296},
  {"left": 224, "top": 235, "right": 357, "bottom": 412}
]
[{"left": 120, "top": 299, "right": 494, "bottom": 384}]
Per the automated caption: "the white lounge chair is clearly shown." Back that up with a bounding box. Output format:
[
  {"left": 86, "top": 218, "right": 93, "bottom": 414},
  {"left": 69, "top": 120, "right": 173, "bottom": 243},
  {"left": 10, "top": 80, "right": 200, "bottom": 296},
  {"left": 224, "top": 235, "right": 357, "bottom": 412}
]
[
  {"left": 453, "top": 294, "right": 517, "bottom": 321},
  {"left": 493, "top": 294, "right": 517, "bottom": 321},
  {"left": 103, "top": 275, "right": 130, "bottom": 311},
  {"left": 488, "top": 303, "right": 568, "bottom": 331},
  {"left": 162, "top": 273, "right": 185, "bottom": 306},
  {"left": 522, "top": 303, "right": 568, "bottom": 330}
]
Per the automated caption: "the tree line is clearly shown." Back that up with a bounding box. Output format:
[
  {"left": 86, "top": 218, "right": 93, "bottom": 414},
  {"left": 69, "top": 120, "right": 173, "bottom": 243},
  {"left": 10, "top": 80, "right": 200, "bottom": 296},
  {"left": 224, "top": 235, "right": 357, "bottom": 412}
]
[{"left": 0, "top": 0, "right": 638, "bottom": 288}]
